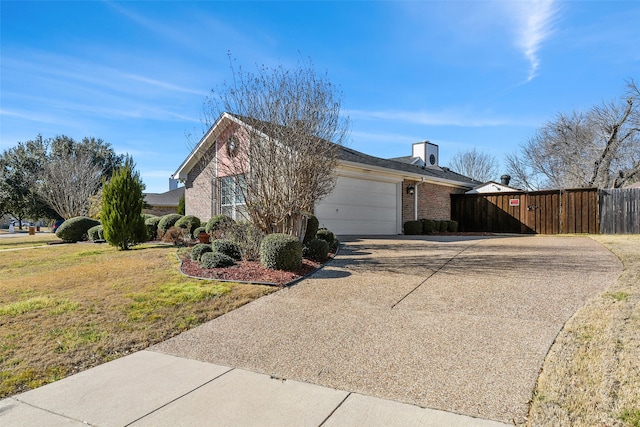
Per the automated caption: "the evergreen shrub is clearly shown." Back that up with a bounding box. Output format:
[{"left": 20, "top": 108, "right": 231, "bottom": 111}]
[
  {"left": 55, "top": 217, "right": 101, "bottom": 242},
  {"left": 199, "top": 251, "right": 236, "bottom": 269},
  {"left": 260, "top": 233, "right": 302, "bottom": 271}
]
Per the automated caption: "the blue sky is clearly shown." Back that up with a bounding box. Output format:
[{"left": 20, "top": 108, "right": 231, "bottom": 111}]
[{"left": 1, "top": 0, "right": 639, "bottom": 193}]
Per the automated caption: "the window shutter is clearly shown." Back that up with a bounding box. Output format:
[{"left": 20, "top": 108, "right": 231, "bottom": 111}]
[{"left": 212, "top": 178, "right": 219, "bottom": 216}]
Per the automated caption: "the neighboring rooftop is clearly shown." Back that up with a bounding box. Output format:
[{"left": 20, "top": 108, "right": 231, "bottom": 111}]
[{"left": 144, "top": 186, "right": 185, "bottom": 207}]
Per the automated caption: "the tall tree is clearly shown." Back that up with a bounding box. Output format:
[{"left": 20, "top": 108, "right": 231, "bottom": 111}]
[
  {"left": 0, "top": 137, "right": 56, "bottom": 227},
  {"left": 507, "top": 79, "right": 640, "bottom": 190},
  {"left": 101, "top": 158, "right": 147, "bottom": 250},
  {"left": 200, "top": 57, "right": 349, "bottom": 238},
  {"left": 448, "top": 148, "right": 499, "bottom": 182}
]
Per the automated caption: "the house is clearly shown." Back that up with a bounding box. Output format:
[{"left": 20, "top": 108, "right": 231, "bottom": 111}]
[
  {"left": 143, "top": 182, "right": 185, "bottom": 217},
  {"left": 172, "top": 113, "right": 478, "bottom": 235},
  {"left": 465, "top": 175, "right": 521, "bottom": 194}
]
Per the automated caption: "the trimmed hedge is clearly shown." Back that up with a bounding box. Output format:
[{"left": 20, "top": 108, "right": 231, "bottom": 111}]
[
  {"left": 303, "top": 238, "right": 329, "bottom": 262},
  {"left": 144, "top": 216, "right": 161, "bottom": 240},
  {"left": 191, "top": 243, "right": 213, "bottom": 261},
  {"left": 211, "top": 239, "right": 242, "bottom": 261},
  {"left": 260, "top": 233, "right": 302, "bottom": 271},
  {"left": 303, "top": 214, "right": 319, "bottom": 244},
  {"left": 87, "top": 224, "right": 104, "bottom": 241},
  {"left": 158, "top": 214, "right": 184, "bottom": 237},
  {"left": 55, "top": 217, "right": 101, "bottom": 242},
  {"left": 175, "top": 215, "right": 201, "bottom": 238},
  {"left": 447, "top": 220, "right": 459, "bottom": 233},
  {"left": 403, "top": 220, "right": 422, "bottom": 235},
  {"left": 205, "top": 214, "right": 234, "bottom": 233},
  {"left": 199, "top": 251, "right": 236, "bottom": 269},
  {"left": 316, "top": 229, "right": 335, "bottom": 245},
  {"left": 437, "top": 220, "right": 448, "bottom": 232},
  {"left": 422, "top": 219, "right": 436, "bottom": 234}
]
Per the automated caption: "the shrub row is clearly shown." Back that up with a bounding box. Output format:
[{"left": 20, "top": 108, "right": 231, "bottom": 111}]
[{"left": 404, "top": 219, "right": 458, "bottom": 235}]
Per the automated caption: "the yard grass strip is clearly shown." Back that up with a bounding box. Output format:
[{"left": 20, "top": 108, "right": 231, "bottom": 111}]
[
  {"left": 0, "top": 242, "right": 276, "bottom": 398},
  {"left": 528, "top": 235, "right": 640, "bottom": 427}
]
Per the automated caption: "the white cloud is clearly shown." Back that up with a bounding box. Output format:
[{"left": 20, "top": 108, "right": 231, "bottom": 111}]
[{"left": 510, "top": 0, "right": 559, "bottom": 81}]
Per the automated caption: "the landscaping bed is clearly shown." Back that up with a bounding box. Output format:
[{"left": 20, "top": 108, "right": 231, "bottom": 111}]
[{"left": 179, "top": 251, "right": 332, "bottom": 286}]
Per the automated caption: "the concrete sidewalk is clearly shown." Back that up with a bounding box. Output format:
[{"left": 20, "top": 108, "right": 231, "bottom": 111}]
[{"left": 1, "top": 350, "right": 508, "bottom": 427}]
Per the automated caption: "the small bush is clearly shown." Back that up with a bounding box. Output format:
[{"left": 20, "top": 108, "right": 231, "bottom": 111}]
[
  {"left": 303, "top": 214, "right": 319, "bottom": 244},
  {"left": 175, "top": 215, "right": 201, "bottom": 238},
  {"left": 55, "top": 217, "right": 101, "bottom": 242},
  {"left": 192, "top": 226, "right": 206, "bottom": 239},
  {"left": 260, "top": 233, "right": 302, "bottom": 271},
  {"left": 316, "top": 229, "right": 335, "bottom": 245},
  {"left": 330, "top": 238, "right": 340, "bottom": 253},
  {"left": 447, "top": 220, "right": 459, "bottom": 233},
  {"left": 205, "top": 214, "right": 234, "bottom": 234},
  {"left": 422, "top": 219, "right": 436, "bottom": 234},
  {"left": 161, "top": 226, "right": 187, "bottom": 245},
  {"left": 403, "top": 220, "right": 422, "bottom": 235},
  {"left": 303, "top": 238, "right": 329, "bottom": 262},
  {"left": 144, "top": 216, "right": 162, "bottom": 240},
  {"left": 142, "top": 213, "right": 157, "bottom": 221},
  {"left": 158, "top": 213, "right": 184, "bottom": 237},
  {"left": 211, "top": 239, "right": 242, "bottom": 261},
  {"left": 199, "top": 251, "right": 236, "bottom": 269},
  {"left": 191, "top": 243, "right": 213, "bottom": 261},
  {"left": 220, "top": 221, "right": 264, "bottom": 261},
  {"left": 87, "top": 224, "right": 104, "bottom": 241},
  {"left": 437, "top": 220, "right": 448, "bottom": 232}
]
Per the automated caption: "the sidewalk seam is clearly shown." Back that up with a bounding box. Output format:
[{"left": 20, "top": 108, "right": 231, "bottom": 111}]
[
  {"left": 124, "top": 367, "right": 234, "bottom": 426},
  {"left": 318, "top": 392, "right": 351, "bottom": 426},
  {"left": 9, "top": 397, "right": 96, "bottom": 426}
]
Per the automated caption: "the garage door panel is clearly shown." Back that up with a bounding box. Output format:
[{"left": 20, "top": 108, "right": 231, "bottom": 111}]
[{"left": 315, "top": 176, "right": 399, "bottom": 235}]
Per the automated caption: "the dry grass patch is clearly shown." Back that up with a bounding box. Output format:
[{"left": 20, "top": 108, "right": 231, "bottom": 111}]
[
  {"left": 0, "top": 233, "right": 61, "bottom": 250},
  {"left": 528, "top": 235, "right": 640, "bottom": 427},
  {"left": 0, "top": 242, "right": 276, "bottom": 398}
]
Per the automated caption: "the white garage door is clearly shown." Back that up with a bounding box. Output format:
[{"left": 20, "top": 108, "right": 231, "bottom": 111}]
[{"left": 315, "top": 176, "right": 400, "bottom": 235}]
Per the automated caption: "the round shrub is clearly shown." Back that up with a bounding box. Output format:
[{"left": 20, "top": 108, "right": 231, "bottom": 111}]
[
  {"left": 192, "top": 226, "right": 206, "bottom": 239},
  {"left": 316, "top": 229, "right": 335, "bottom": 245},
  {"left": 199, "top": 251, "right": 236, "bottom": 269},
  {"left": 55, "top": 217, "right": 101, "bottom": 242},
  {"left": 211, "top": 239, "right": 241, "bottom": 260},
  {"left": 175, "top": 215, "right": 201, "bottom": 238},
  {"left": 87, "top": 224, "right": 104, "bottom": 241},
  {"left": 303, "top": 238, "right": 329, "bottom": 262},
  {"left": 303, "top": 214, "right": 319, "bottom": 244},
  {"left": 191, "top": 243, "right": 213, "bottom": 261},
  {"left": 145, "top": 216, "right": 161, "bottom": 240},
  {"left": 330, "top": 237, "right": 340, "bottom": 253},
  {"left": 205, "top": 214, "right": 234, "bottom": 233},
  {"left": 437, "top": 220, "right": 448, "bottom": 232},
  {"left": 403, "top": 220, "right": 422, "bottom": 235},
  {"left": 260, "top": 233, "right": 302, "bottom": 271},
  {"left": 447, "top": 220, "right": 459, "bottom": 233},
  {"left": 142, "top": 213, "right": 157, "bottom": 221},
  {"left": 157, "top": 213, "right": 183, "bottom": 237},
  {"left": 422, "top": 219, "right": 436, "bottom": 234}
]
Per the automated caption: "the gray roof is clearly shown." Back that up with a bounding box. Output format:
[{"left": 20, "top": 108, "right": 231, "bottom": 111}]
[
  {"left": 144, "top": 186, "right": 184, "bottom": 207},
  {"left": 203, "top": 113, "right": 479, "bottom": 188},
  {"left": 338, "top": 145, "right": 480, "bottom": 186}
]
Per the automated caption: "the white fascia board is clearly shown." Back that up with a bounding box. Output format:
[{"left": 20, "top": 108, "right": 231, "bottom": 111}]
[{"left": 337, "top": 160, "right": 472, "bottom": 189}]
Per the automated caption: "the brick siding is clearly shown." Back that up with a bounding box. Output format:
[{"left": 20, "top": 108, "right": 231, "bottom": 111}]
[{"left": 402, "top": 179, "right": 466, "bottom": 223}]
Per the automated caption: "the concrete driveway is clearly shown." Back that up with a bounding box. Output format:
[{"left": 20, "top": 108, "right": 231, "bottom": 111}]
[{"left": 153, "top": 235, "right": 622, "bottom": 424}]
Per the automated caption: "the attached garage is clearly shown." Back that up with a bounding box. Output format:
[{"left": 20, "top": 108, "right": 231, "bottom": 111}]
[{"left": 315, "top": 175, "right": 402, "bottom": 235}]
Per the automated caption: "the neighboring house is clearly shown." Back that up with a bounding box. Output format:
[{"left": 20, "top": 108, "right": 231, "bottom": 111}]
[
  {"left": 143, "top": 186, "right": 185, "bottom": 217},
  {"left": 172, "top": 113, "right": 478, "bottom": 235},
  {"left": 466, "top": 175, "right": 521, "bottom": 194}
]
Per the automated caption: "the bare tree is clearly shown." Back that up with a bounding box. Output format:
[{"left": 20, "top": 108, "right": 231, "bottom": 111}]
[
  {"left": 507, "top": 79, "right": 640, "bottom": 190},
  {"left": 199, "top": 58, "right": 349, "bottom": 238},
  {"left": 38, "top": 149, "right": 104, "bottom": 219},
  {"left": 448, "top": 147, "right": 499, "bottom": 182}
]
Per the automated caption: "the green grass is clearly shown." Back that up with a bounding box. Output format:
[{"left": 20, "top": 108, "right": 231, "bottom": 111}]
[
  {"left": 0, "top": 297, "right": 79, "bottom": 316},
  {"left": 620, "top": 408, "right": 640, "bottom": 427}
]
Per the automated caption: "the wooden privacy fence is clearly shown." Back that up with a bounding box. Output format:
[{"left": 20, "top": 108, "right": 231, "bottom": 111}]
[
  {"left": 599, "top": 188, "right": 640, "bottom": 234},
  {"left": 451, "top": 188, "right": 599, "bottom": 234}
]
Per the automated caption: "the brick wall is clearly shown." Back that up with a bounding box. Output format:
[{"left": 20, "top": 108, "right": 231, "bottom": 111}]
[
  {"left": 402, "top": 179, "right": 466, "bottom": 223},
  {"left": 184, "top": 123, "right": 248, "bottom": 222}
]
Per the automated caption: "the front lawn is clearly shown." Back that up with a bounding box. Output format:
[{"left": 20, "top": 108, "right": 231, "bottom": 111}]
[{"left": 0, "top": 239, "right": 275, "bottom": 398}]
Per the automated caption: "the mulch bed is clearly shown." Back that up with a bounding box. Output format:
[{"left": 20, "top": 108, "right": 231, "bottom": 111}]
[{"left": 179, "top": 253, "right": 330, "bottom": 286}]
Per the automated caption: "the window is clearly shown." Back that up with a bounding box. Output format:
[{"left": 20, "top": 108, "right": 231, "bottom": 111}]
[{"left": 220, "top": 175, "right": 246, "bottom": 220}]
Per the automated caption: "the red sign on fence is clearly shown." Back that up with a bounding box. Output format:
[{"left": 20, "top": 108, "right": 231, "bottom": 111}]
[{"left": 509, "top": 198, "right": 520, "bottom": 207}]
